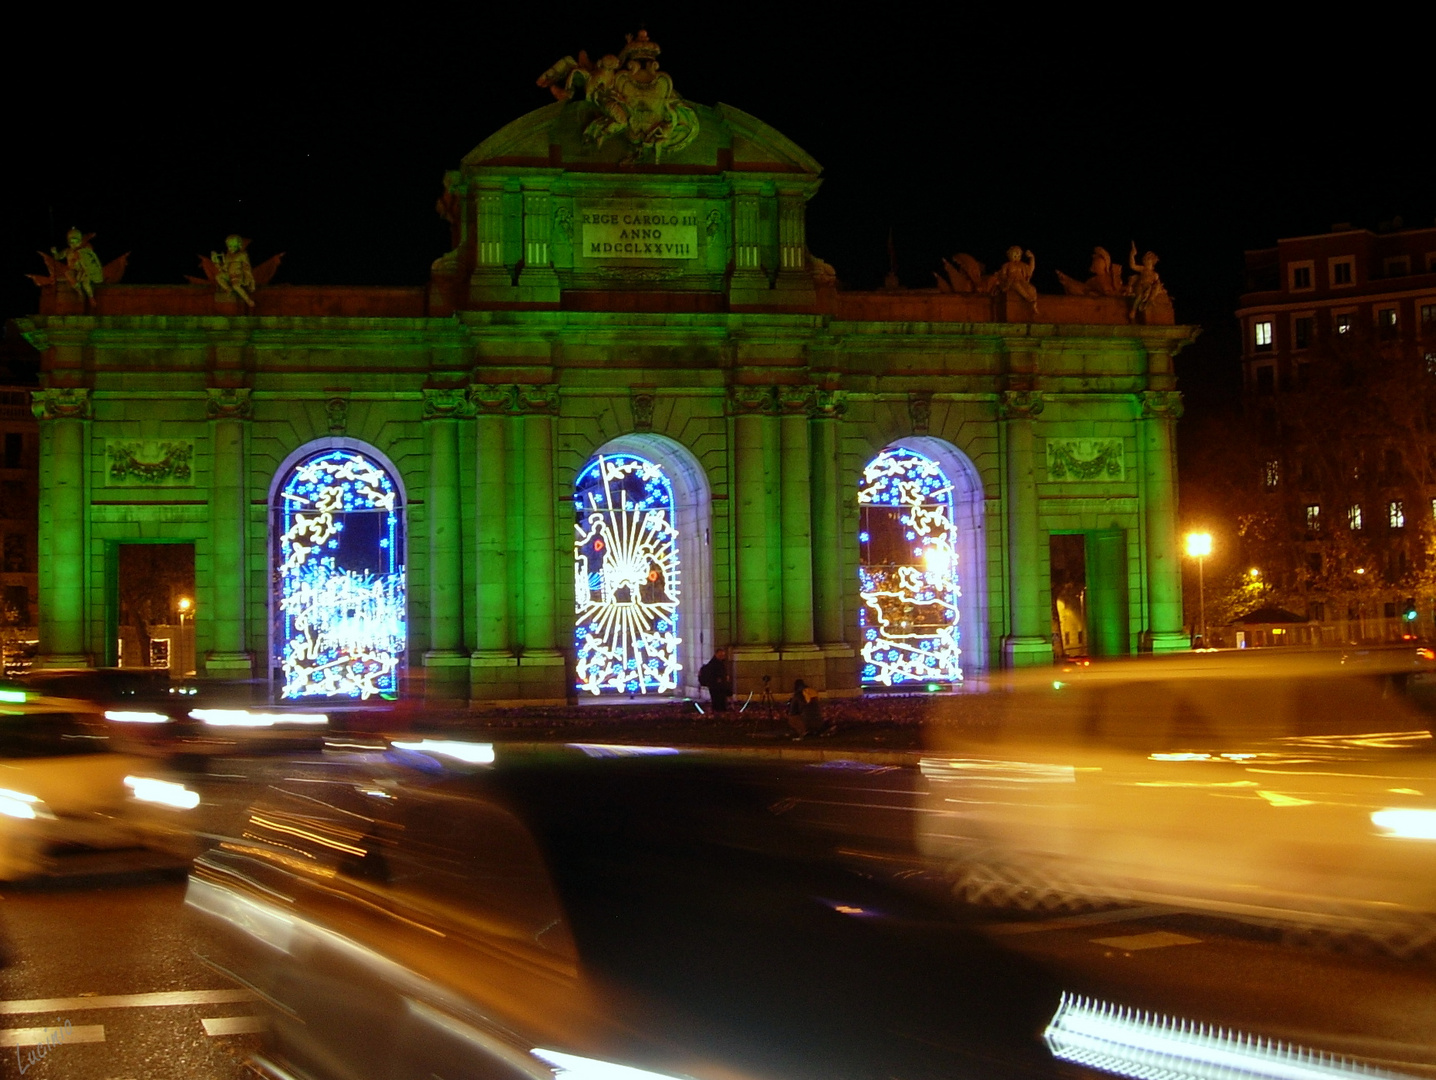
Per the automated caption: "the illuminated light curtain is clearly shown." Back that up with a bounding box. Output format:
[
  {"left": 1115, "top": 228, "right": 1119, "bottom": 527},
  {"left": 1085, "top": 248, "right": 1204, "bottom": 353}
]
[
  {"left": 273, "top": 449, "right": 406, "bottom": 700},
  {"left": 858, "top": 446, "right": 962, "bottom": 685},
  {"left": 574, "top": 453, "right": 682, "bottom": 695}
]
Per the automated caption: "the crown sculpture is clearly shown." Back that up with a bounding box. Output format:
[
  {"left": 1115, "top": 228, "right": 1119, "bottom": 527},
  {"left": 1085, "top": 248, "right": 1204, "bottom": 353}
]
[{"left": 537, "top": 30, "right": 700, "bottom": 165}]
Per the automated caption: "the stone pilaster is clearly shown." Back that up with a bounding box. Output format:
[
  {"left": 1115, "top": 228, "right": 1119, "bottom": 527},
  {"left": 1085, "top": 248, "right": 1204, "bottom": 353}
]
[
  {"left": 205, "top": 388, "right": 254, "bottom": 678},
  {"left": 778, "top": 386, "right": 816, "bottom": 649},
  {"left": 422, "top": 389, "right": 471, "bottom": 695},
  {"left": 31, "top": 389, "right": 91, "bottom": 668},
  {"left": 728, "top": 386, "right": 781, "bottom": 691},
  {"left": 515, "top": 384, "right": 566, "bottom": 700},
  {"left": 1141, "top": 390, "right": 1188, "bottom": 653},
  {"left": 469, "top": 384, "right": 519, "bottom": 701},
  {"left": 999, "top": 390, "right": 1053, "bottom": 667}
]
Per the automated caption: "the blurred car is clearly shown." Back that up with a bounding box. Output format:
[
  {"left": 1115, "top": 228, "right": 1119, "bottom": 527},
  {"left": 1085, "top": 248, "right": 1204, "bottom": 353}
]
[
  {"left": 918, "top": 651, "right": 1436, "bottom": 954},
  {"left": 0, "top": 688, "right": 200, "bottom": 878},
  {"left": 187, "top": 741, "right": 1065, "bottom": 1080},
  {"left": 17, "top": 668, "right": 328, "bottom": 762}
]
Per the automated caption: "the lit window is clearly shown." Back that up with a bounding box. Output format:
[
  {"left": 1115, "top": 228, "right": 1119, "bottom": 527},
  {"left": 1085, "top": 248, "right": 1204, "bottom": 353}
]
[
  {"left": 273, "top": 447, "right": 406, "bottom": 701},
  {"left": 1428, "top": 352, "right": 1436, "bottom": 376},
  {"left": 1254, "top": 321, "right": 1273, "bottom": 350},
  {"left": 1378, "top": 308, "right": 1398, "bottom": 337},
  {"left": 1290, "top": 265, "right": 1312, "bottom": 289},
  {"left": 1390, "top": 500, "right": 1406, "bottom": 529},
  {"left": 1262, "top": 460, "right": 1280, "bottom": 490},
  {"left": 574, "top": 453, "right": 682, "bottom": 696},
  {"left": 1306, "top": 504, "right": 1321, "bottom": 531},
  {"left": 858, "top": 447, "right": 962, "bottom": 687},
  {"left": 1293, "top": 316, "right": 1313, "bottom": 349},
  {"left": 1332, "top": 260, "right": 1354, "bottom": 285},
  {"left": 1421, "top": 304, "right": 1435, "bottom": 324},
  {"left": 1431, "top": 497, "right": 1436, "bottom": 520},
  {"left": 1349, "top": 504, "right": 1363, "bottom": 530},
  {"left": 1335, "top": 313, "right": 1353, "bottom": 335}
]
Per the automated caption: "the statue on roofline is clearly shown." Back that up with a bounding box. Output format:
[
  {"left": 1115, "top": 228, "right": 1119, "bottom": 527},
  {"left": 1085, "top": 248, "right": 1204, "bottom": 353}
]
[
  {"left": 187, "top": 236, "right": 283, "bottom": 307},
  {"left": 538, "top": 30, "right": 699, "bottom": 165},
  {"left": 27, "top": 228, "right": 128, "bottom": 303},
  {"left": 1056, "top": 246, "right": 1125, "bottom": 297},
  {"left": 1126, "top": 242, "right": 1168, "bottom": 322},
  {"left": 991, "top": 246, "right": 1039, "bottom": 308}
]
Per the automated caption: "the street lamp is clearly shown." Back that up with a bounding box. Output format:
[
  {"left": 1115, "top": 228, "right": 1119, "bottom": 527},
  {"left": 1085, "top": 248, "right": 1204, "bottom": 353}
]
[{"left": 1185, "top": 532, "right": 1213, "bottom": 647}]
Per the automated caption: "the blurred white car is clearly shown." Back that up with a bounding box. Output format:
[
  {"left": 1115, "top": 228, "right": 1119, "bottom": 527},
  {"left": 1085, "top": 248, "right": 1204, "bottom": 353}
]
[
  {"left": 920, "top": 652, "right": 1436, "bottom": 954},
  {"left": 0, "top": 690, "right": 199, "bottom": 879}
]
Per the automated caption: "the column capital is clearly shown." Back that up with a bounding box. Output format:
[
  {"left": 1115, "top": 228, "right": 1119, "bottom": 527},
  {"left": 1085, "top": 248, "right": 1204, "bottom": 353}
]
[
  {"left": 1140, "top": 390, "right": 1184, "bottom": 420},
  {"left": 31, "top": 387, "right": 90, "bottom": 421},
  {"left": 469, "top": 382, "right": 517, "bottom": 414},
  {"left": 998, "top": 389, "right": 1044, "bottom": 420},
  {"left": 514, "top": 383, "right": 558, "bottom": 414},
  {"left": 778, "top": 385, "right": 815, "bottom": 415},
  {"left": 422, "top": 387, "right": 475, "bottom": 420},
  {"left": 813, "top": 388, "right": 847, "bottom": 419},
  {"left": 205, "top": 387, "right": 252, "bottom": 420},
  {"left": 728, "top": 385, "right": 777, "bottom": 416}
]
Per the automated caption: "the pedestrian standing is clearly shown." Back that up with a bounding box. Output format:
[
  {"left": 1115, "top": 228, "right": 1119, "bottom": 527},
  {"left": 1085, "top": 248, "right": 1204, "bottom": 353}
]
[{"left": 698, "top": 648, "right": 732, "bottom": 712}]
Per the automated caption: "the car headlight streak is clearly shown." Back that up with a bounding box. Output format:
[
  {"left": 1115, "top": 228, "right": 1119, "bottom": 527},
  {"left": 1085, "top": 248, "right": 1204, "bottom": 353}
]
[
  {"left": 0, "top": 788, "right": 46, "bottom": 820},
  {"left": 390, "top": 739, "right": 495, "bottom": 764},
  {"left": 532, "top": 1049, "right": 689, "bottom": 1080},
  {"left": 105, "top": 710, "right": 170, "bottom": 724},
  {"left": 124, "top": 776, "right": 200, "bottom": 810},
  {"left": 1045, "top": 993, "right": 1409, "bottom": 1080},
  {"left": 1371, "top": 807, "right": 1436, "bottom": 840},
  {"left": 190, "top": 709, "right": 328, "bottom": 728}
]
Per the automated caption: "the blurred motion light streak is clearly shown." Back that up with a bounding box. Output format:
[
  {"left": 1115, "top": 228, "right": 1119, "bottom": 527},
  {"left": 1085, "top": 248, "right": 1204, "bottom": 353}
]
[
  {"left": 858, "top": 447, "right": 961, "bottom": 686},
  {"left": 124, "top": 775, "right": 200, "bottom": 809},
  {"left": 191, "top": 709, "right": 328, "bottom": 727},
  {"left": 568, "top": 743, "right": 681, "bottom": 758},
  {"left": 1371, "top": 808, "right": 1436, "bottom": 839},
  {"left": 921, "top": 757, "right": 1076, "bottom": 783},
  {"left": 104, "top": 710, "right": 170, "bottom": 724},
  {"left": 532, "top": 1048, "right": 689, "bottom": 1080},
  {"left": 1044, "top": 993, "right": 1412, "bottom": 1080},
  {"left": 0, "top": 788, "right": 42, "bottom": 820},
  {"left": 390, "top": 739, "right": 495, "bottom": 764}
]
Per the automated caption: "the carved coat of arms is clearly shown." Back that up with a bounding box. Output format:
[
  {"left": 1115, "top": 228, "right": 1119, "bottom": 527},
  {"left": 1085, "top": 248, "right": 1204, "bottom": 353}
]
[{"left": 538, "top": 31, "right": 700, "bottom": 164}]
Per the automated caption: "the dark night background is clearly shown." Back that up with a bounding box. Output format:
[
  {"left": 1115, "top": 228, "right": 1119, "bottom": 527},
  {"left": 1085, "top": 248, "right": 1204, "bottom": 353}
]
[{"left": 2, "top": 9, "right": 1430, "bottom": 418}]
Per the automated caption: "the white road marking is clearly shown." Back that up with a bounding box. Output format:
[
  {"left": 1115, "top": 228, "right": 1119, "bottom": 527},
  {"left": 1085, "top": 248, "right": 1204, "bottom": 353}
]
[
  {"left": 986, "top": 905, "right": 1170, "bottom": 937},
  {"left": 1092, "top": 930, "right": 1202, "bottom": 951},
  {"left": 0, "top": 989, "right": 255, "bottom": 1015},
  {"left": 202, "top": 1016, "right": 265, "bottom": 1036},
  {"left": 0, "top": 1024, "right": 105, "bottom": 1046}
]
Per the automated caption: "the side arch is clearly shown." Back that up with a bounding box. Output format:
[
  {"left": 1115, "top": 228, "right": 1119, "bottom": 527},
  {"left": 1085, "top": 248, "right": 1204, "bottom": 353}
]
[
  {"left": 857, "top": 435, "right": 988, "bottom": 681},
  {"left": 269, "top": 439, "right": 408, "bottom": 701},
  {"left": 573, "top": 432, "right": 714, "bottom": 697}
]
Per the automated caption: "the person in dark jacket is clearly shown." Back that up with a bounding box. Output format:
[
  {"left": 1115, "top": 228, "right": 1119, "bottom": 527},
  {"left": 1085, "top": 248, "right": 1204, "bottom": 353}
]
[
  {"left": 697, "top": 649, "right": 732, "bottom": 712},
  {"left": 788, "top": 678, "right": 823, "bottom": 738}
]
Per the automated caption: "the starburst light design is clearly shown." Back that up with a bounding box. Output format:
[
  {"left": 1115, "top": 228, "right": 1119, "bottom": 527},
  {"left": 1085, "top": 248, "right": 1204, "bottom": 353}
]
[
  {"left": 858, "top": 447, "right": 962, "bottom": 686},
  {"left": 574, "top": 453, "right": 682, "bottom": 695}
]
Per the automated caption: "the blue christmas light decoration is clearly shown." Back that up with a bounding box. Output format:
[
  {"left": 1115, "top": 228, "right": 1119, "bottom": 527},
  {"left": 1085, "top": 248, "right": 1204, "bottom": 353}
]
[
  {"left": 274, "top": 449, "right": 405, "bottom": 701},
  {"left": 857, "top": 447, "right": 962, "bottom": 686},
  {"left": 574, "top": 453, "right": 682, "bottom": 695}
]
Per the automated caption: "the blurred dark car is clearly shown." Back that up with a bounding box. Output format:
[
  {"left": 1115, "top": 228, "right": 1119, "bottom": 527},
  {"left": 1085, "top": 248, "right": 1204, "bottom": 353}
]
[{"left": 187, "top": 741, "right": 1063, "bottom": 1080}]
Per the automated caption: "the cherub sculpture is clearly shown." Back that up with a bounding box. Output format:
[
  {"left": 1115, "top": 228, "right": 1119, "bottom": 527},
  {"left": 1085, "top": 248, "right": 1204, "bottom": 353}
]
[
  {"left": 188, "top": 237, "right": 284, "bottom": 307},
  {"left": 538, "top": 31, "right": 699, "bottom": 164},
  {"left": 28, "top": 228, "right": 128, "bottom": 303},
  {"left": 1126, "top": 242, "right": 1168, "bottom": 322},
  {"left": 1057, "top": 246, "right": 1126, "bottom": 297},
  {"left": 991, "top": 246, "right": 1039, "bottom": 309}
]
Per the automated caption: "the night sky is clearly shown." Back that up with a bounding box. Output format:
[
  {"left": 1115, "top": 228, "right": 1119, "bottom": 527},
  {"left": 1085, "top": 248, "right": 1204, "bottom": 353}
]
[{"left": 4, "top": 12, "right": 1430, "bottom": 414}]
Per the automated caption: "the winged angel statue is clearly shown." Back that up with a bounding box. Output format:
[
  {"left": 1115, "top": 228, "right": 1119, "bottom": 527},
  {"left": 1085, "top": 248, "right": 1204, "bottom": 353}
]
[
  {"left": 538, "top": 30, "right": 699, "bottom": 164},
  {"left": 28, "top": 228, "right": 128, "bottom": 304}
]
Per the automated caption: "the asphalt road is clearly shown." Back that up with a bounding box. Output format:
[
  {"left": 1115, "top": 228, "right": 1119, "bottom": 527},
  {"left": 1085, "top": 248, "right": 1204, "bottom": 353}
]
[{"left": 1, "top": 755, "right": 1433, "bottom": 1080}]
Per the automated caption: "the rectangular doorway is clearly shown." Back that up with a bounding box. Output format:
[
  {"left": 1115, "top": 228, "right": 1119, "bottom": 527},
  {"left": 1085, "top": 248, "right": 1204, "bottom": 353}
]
[
  {"left": 1050, "top": 530, "right": 1129, "bottom": 658},
  {"left": 112, "top": 543, "right": 196, "bottom": 675}
]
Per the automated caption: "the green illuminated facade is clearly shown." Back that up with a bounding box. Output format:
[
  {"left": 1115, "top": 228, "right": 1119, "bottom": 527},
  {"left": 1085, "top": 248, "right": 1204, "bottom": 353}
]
[{"left": 20, "top": 89, "right": 1195, "bottom": 703}]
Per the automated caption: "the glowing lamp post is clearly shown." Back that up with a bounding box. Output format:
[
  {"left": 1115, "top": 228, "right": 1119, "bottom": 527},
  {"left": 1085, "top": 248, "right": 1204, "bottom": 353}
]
[{"left": 1185, "top": 532, "right": 1212, "bottom": 647}]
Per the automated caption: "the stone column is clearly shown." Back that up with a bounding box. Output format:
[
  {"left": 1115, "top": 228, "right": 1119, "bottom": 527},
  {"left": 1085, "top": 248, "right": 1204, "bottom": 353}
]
[
  {"left": 32, "top": 389, "right": 91, "bottom": 667},
  {"left": 1141, "top": 390, "right": 1189, "bottom": 653},
  {"left": 516, "top": 384, "right": 566, "bottom": 700},
  {"left": 205, "top": 388, "right": 254, "bottom": 678},
  {"left": 778, "top": 386, "right": 816, "bottom": 649},
  {"left": 810, "top": 390, "right": 846, "bottom": 645},
  {"left": 729, "top": 387, "right": 781, "bottom": 690},
  {"left": 1000, "top": 391, "right": 1053, "bottom": 667},
  {"left": 421, "top": 390, "right": 470, "bottom": 695},
  {"left": 470, "top": 385, "right": 519, "bottom": 701}
]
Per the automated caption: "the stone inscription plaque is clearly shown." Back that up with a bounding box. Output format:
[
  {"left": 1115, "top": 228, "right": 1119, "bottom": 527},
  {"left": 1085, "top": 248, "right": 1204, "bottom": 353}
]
[{"left": 581, "top": 204, "right": 698, "bottom": 260}]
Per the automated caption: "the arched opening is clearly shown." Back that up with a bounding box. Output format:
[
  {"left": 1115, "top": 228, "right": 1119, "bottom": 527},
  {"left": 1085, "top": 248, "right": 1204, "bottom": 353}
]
[
  {"left": 270, "top": 441, "right": 407, "bottom": 701},
  {"left": 573, "top": 433, "right": 712, "bottom": 697},
  {"left": 857, "top": 437, "right": 986, "bottom": 685}
]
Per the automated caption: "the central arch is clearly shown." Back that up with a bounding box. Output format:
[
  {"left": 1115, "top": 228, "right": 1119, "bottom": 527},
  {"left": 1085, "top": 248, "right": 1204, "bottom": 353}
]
[{"left": 573, "top": 433, "right": 713, "bottom": 697}]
